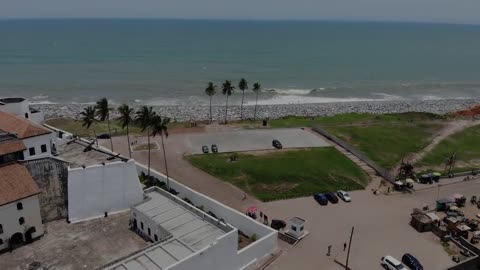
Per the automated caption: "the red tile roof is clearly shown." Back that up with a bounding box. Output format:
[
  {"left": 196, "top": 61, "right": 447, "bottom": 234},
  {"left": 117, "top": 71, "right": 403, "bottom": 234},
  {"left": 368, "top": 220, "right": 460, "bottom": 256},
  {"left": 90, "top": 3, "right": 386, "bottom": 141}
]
[
  {"left": 0, "top": 111, "right": 51, "bottom": 139},
  {"left": 0, "top": 163, "right": 41, "bottom": 206},
  {"left": 0, "top": 139, "right": 27, "bottom": 156}
]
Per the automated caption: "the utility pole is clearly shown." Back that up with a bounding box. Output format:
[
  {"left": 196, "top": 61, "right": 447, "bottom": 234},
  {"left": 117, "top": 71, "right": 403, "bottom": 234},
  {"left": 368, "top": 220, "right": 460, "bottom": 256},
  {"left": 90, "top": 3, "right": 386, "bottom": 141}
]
[{"left": 345, "top": 226, "right": 354, "bottom": 270}]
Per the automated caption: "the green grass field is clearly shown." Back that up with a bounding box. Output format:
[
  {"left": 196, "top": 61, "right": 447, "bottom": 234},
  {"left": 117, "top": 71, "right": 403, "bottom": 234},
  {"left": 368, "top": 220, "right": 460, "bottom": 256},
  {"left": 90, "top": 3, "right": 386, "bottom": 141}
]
[
  {"left": 417, "top": 124, "right": 480, "bottom": 169},
  {"left": 253, "top": 113, "right": 445, "bottom": 170},
  {"left": 45, "top": 118, "right": 189, "bottom": 138},
  {"left": 187, "top": 148, "right": 369, "bottom": 201}
]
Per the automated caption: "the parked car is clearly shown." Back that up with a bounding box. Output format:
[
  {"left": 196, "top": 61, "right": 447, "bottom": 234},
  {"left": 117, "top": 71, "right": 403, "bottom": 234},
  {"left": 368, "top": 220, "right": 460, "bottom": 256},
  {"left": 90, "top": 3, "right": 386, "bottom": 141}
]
[
  {"left": 270, "top": 219, "right": 287, "bottom": 231},
  {"left": 401, "top": 253, "right": 423, "bottom": 270},
  {"left": 325, "top": 192, "right": 339, "bottom": 204},
  {"left": 211, "top": 144, "right": 218, "bottom": 153},
  {"left": 337, "top": 190, "right": 351, "bottom": 202},
  {"left": 202, "top": 145, "right": 209, "bottom": 153},
  {"left": 313, "top": 193, "right": 328, "bottom": 206},
  {"left": 272, "top": 139, "right": 282, "bottom": 149},
  {"left": 96, "top": 133, "right": 111, "bottom": 139},
  {"left": 381, "top": 255, "right": 405, "bottom": 270}
]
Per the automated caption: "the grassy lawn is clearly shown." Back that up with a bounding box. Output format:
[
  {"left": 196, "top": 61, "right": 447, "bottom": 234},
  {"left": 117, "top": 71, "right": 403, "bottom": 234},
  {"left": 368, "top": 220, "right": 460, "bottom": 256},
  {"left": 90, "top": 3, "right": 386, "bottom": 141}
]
[
  {"left": 45, "top": 118, "right": 189, "bottom": 138},
  {"left": 187, "top": 148, "right": 369, "bottom": 201},
  {"left": 417, "top": 125, "right": 480, "bottom": 169},
  {"left": 245, "top": 113, "right": 444, "bottom": 170}
]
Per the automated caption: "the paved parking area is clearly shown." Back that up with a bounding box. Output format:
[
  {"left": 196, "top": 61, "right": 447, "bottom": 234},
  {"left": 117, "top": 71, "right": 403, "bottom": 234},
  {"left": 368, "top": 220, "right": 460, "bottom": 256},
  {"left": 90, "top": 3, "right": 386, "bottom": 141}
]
[
  {"left": 262, "top": 178, "right": 480, "bottom": 270},
  {"left": 0, "top": 212, "right": 148, "bottom": 270},
  {"left": 184, "top": 128, "right": 331, "bottom": 154}
]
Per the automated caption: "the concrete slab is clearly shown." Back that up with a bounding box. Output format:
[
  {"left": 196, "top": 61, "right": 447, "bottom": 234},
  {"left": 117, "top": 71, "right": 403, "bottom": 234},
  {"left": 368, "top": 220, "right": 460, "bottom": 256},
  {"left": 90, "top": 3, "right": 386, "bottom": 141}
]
[{"left": 185, "top": 128, "right": 331, "bottom": 154}]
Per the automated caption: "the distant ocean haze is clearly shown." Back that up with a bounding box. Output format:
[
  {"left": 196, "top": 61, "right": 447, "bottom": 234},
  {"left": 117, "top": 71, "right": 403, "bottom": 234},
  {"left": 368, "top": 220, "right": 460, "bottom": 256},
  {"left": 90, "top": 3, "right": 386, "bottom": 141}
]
[{"left": 0, "top": 19, "right": 479, "bottom": 106}]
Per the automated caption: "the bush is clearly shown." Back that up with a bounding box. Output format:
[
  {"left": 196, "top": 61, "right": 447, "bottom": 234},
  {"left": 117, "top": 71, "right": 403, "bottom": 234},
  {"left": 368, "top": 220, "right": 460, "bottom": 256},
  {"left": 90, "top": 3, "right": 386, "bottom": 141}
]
[{"left": 251, "top": 234, "right": 257, "bottom": 242}]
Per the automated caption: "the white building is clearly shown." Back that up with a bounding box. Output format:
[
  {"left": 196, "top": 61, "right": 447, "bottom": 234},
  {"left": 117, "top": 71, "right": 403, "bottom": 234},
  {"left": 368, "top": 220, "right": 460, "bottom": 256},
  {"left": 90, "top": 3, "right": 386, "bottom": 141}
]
[
  {"left": 0, "top": 162, "right": 44, "bottom": 251},
  {"left": 0, "top": 111, "right": 56, "bottom": 160},
  {"left": 0, "top": 97, "right": 44, "bottom": 124},
  {"left": 104, "top": 185, "right": 278, "bottom": 270}
]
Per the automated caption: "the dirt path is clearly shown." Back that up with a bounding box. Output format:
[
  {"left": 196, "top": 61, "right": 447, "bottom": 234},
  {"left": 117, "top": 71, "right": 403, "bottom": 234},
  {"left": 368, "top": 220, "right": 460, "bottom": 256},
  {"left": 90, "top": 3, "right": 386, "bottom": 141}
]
[{"left": 397, "top": 119, "right": 480, "bottom": 169}]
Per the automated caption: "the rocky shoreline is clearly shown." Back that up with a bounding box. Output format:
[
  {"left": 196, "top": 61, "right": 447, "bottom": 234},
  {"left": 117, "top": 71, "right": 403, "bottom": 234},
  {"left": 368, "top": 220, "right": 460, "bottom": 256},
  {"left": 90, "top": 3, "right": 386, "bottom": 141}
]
[{"left": 32, "top": 99, "right": 480, "bottom": 122}]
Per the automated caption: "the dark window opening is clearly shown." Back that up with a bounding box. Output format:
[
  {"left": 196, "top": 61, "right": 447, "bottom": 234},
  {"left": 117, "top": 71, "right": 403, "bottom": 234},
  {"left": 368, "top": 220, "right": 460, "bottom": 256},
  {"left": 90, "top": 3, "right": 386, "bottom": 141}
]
[
  {"left": 154, "top": 234, "right": 158, "bottom": 241},
  {"left": 41, "top": 144, "right": 47, "bottom": 153},
  {"left": 29, "top": 147, "right": 35, "bottom": 156},
  {"left": 140, "top": 222, "right": 144, "bottom": 230},
  {"left": 0, "top": 239, "right": 3, "bottom": 245},
  {"left": 148, "top": 228, "right": 151, "bottom": 236},
  {"left": 19, "top": 217, "right": 25, "bottom": 225},
  {"left": 0, "top": 224, "right": 3, "bottom": 234},
  {"left": 25, "top": 113, "right": 29, "bottom": 119},
  {"left": 17, "top": 202, "right": 23, "bottom": 210}
]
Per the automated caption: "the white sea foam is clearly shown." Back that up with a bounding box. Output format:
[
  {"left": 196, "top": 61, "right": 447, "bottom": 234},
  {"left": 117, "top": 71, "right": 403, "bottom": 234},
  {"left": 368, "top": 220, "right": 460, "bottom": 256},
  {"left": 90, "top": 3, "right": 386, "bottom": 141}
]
[
  {"left": 266, "top": 88, "right": 313, "bottom": 95},
  {"left": 31, "top": 94, "right": 49, "bottom": 100},
  {"left": 372, "top": 93, "right": 404, "bottom": 100},
  {"left": 29, "top": 100, "right": 57, "bottom": 105}
]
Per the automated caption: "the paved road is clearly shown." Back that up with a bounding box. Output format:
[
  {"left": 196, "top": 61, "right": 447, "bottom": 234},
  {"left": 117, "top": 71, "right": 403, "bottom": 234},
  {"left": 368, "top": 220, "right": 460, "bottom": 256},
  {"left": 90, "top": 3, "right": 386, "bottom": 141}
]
[{"left": 184, "top": 128, "right": 331, "bottom": 154}]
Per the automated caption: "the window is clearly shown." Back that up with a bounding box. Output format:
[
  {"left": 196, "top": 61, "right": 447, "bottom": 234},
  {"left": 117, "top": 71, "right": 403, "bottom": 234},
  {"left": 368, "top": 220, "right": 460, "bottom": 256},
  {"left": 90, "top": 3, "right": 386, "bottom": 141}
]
[
  {"left": 0, "top": 239, "right": 3, "bottom": 245},
  {"left": 291, "top": 225, "right": 296, "bottom": 231},
  {"left": 154, "top": 234, "right": 158, "bottom": 241},
  {"left": 17, "top": 202, "right": 23, "bottom": 210},
  {"left": 19, "top": 217, "right": 25, "bottom": 225},
  {"left": 29, "top": 147, "right": 35, "bottom": 156},
  {"left": 148, "top": 228, "right": 151, "bottom": 236},
  {"left": 140, "top": 222, "right": 144, "bottom": 230},
  {"left": 25, "top": 113, "right": 29, "bottom": 119},
  {"left": 41, "top": 144, "right": 47, "bottom": 153},
  {"left": 0, "top": 224, "right": 3, "bottom": 234},
  {"left": 300, "top": 226, "right": 304, "bottom": 231}
]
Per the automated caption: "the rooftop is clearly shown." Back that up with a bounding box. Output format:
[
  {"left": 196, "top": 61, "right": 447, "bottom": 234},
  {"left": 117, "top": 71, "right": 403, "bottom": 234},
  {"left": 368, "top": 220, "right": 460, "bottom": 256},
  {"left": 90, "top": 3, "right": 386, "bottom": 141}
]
[
  {"left": 0, "top": 111, "right": 51, "bottom": 139},
  {"left": 57, "top": 141, "right": 124, "bottom": 168},
  {"left": 0, "top": 97, "right": 26, "bottom": 105},
  {"left": 290, "top": 217, "right": 306, "bottom": 226},
  {"left": 0, "top": 162, "right": 41, "bottom": 206},
  {"left": 0, "top": 132, "right": 26, "bottom": 155},
  {"left": 104, "top": 189, "right": 232, "bottom": 270}
]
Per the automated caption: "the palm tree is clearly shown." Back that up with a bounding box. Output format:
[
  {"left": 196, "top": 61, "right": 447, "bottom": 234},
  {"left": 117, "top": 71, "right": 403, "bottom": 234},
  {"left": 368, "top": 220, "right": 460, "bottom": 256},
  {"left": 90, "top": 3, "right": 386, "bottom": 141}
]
[
  {"left": 80, "top": 106, "right": 98, "bottom": 146},
  {"left": 150, "top": 115, "right": 171, "bottom": 190},
  {"left": 252, "top": 83, "right": 261, "bottom": 120},
  {"left": 135, "top": 106, "right": 156, "bottom": 176},
  {"left": 95, "top": 97, "right": 114, "bottom": 151},
  {"left": 222, "top": 80, "right": 235, "bottom": 124},
  {"left": 238, "top": 78, "right": 248, "bottom": 120},
  {"left": 118, "top": 104, "right": 134, "bottom": 158},
  {"left": 205, "top": 82, "right": 216, "bottom": 123}
]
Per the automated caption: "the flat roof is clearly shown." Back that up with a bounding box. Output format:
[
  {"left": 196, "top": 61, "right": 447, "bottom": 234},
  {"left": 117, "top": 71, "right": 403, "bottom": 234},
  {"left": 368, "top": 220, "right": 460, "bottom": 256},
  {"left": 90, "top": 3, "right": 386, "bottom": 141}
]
[
  {"left": 290, "top": 217, "right": 306, "bottom": 226},
  {"left": 104, "top": 190, "right": 230, "bottom": 270}
]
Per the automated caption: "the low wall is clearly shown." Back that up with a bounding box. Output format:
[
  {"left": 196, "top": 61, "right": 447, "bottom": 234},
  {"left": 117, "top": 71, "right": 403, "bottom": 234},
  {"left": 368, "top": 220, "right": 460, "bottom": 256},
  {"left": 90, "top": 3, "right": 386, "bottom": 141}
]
[
  {"left": 312, "top": 126, "right": 396, "bottom": 183},
  {"left": 446, "top": 237, "right": 480, "bottom": 270}
]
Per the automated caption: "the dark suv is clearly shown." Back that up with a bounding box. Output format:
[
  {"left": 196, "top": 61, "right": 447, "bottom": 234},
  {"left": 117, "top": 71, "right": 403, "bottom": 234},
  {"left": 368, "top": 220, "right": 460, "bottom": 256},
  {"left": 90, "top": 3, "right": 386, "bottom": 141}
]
[
  {"left": 272, "top": 139, "right": 282, "bottom": 149},
  {"left": 313, "top": 193, "right": 328, "bottom": 205},
  {"left": 325, "top": 192, "right": 339, "bottom": 204},
  {"left": 401, "top": 253, "right": 423, "bottom": 270}
]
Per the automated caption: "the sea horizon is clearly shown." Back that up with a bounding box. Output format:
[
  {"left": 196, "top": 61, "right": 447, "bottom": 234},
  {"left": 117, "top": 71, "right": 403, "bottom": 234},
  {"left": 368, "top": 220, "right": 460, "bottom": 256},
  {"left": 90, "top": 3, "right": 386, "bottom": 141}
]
[{"left": 1, "top": 19, "right": 480, "bottom": 106}]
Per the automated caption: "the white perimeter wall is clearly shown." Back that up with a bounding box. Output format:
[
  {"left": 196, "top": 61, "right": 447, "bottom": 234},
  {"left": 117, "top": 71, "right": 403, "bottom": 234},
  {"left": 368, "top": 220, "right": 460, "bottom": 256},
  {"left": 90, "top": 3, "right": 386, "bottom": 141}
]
[
  {"left": 136, "top": 164, "right": 278, "bottom": 270},
  {"left": 68, "top": 160, "right": 144, "bottom": 223}
]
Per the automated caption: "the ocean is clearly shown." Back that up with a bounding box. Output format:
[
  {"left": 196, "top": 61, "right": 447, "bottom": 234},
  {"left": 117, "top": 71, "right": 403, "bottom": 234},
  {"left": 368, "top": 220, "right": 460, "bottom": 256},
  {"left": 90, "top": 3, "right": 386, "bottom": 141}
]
[{"left": 0, "top": 19, "right": 479, "bottom": 106}]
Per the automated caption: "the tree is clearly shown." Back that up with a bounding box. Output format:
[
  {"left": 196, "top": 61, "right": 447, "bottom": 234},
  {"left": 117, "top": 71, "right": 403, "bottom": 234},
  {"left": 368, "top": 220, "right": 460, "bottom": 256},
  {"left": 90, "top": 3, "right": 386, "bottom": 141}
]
[
  {"left": 205, "top": 82, "right": 216, "bottom": 123},
  {"left": 150, "top": 115, "right": 171, "bottom": 190},
  {"left": 118, "top": 104, "right": 134, "bottom": 158},
  {"left": 135, "top": 106, "right": 156, "bottom": 176},
  {"left": 95, "top": 97, "right": 114, "bottom": 151},
  {"left": 80, "top": 106, "right": 98, "bottom": 146},
  {"left": 222, "top": 80, "right": 235, "bottom": 124},
  {"left": 252, "top": 83, "right": 261, "bottom": 120},
  {"left": 238, "top": 78, "right": 248, "bottom": 120}
]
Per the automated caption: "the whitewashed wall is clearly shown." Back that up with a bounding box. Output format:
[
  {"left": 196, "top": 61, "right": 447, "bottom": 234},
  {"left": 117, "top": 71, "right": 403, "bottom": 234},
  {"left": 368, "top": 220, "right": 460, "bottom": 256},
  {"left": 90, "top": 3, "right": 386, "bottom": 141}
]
[
  {"left": 68, "top": 160, "right": 143, "bottom": 223},
  {"left": 0, "top": 195, "right": 44, "bottom": 251},
  {"left": 22, "top": 133, "right": 55, "bottom": 160},
  {"left": 0, "top": 100, "right": 29, "bottom": 116}
]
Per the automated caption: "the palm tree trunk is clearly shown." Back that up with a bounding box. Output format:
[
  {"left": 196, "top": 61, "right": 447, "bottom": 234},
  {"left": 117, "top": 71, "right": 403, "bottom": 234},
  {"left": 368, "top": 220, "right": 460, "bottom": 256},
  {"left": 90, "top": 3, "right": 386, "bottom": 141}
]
[
  {"left": 240, "top": 90, "right": 245, "bottom": 120},
  {"left": 254, "top": 91, "right": 259, "bottom": 120},
  {"left": 126, "top": 124, "right": 131, "bottom": 158},
  {"left": 107, "top": 118, "right": 114, "bottom": 152},
  {"left": 147, "top": 128, "right": 151, "bottom": 177},
  {"left": 161, "top": 134, "right": 170, "bottom": 191},
  {"left": 224, "top": 95, "right": 229, "bottom": 124},
  {"left": 209, "top": 95, "right": 213, "bottom": 124}
]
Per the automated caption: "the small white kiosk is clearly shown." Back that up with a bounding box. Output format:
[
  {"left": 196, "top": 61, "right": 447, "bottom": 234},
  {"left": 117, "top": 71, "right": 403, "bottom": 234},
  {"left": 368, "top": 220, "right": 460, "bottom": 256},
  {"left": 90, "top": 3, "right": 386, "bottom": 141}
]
[{"left": 286, "top": 217, "right": 307, "bottom": 240}]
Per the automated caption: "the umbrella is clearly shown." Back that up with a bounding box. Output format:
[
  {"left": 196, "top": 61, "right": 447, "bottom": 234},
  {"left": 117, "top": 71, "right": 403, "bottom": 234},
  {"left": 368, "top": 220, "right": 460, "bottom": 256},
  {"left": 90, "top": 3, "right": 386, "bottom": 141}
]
[
  {"left": 433, "top": 172, "right": 442, "bottom": 177},
  {"left": 247, "top": 206, "right": 257, "bottom": 214}
]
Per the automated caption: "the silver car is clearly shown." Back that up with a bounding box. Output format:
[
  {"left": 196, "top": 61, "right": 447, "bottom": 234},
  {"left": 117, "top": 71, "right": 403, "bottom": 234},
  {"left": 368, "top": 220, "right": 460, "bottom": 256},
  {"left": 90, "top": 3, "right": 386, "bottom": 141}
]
[{"left": 336, "top": 190, "right": 351, "bottom": 202}]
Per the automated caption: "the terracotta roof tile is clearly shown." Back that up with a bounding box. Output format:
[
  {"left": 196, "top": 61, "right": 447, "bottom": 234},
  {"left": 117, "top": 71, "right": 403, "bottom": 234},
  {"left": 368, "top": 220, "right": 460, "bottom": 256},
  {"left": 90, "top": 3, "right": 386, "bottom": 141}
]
[
  {"left": 0, "top": 139, "right": 27, "bottom": 156},
  {"left": 0, "top": 111, "right": 51, "bottom": 139},
  {"left": 0, "top": 163, "right": 41, "bottom": 206}
]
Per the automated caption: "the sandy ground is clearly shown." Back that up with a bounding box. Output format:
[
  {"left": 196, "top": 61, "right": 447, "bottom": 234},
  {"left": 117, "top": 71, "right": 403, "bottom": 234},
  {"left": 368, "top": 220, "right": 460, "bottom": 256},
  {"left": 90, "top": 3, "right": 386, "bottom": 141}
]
[{"left": 0, "top": 212, "right": 148, "bottom": 270}]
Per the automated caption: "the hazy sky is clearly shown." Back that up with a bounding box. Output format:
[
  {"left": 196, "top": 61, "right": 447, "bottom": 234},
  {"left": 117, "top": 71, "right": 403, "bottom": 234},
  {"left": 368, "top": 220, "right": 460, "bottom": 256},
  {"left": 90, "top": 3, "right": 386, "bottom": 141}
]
[{"left": 1, "top": 0, "right": 480, "bottom": 24}]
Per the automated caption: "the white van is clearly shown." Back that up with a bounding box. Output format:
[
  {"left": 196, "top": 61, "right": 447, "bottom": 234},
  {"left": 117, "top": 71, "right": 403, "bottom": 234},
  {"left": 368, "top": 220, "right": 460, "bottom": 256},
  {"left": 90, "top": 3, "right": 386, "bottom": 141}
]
[{"left": 381, "top": 255, "right": 405, "bottom": 270}]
